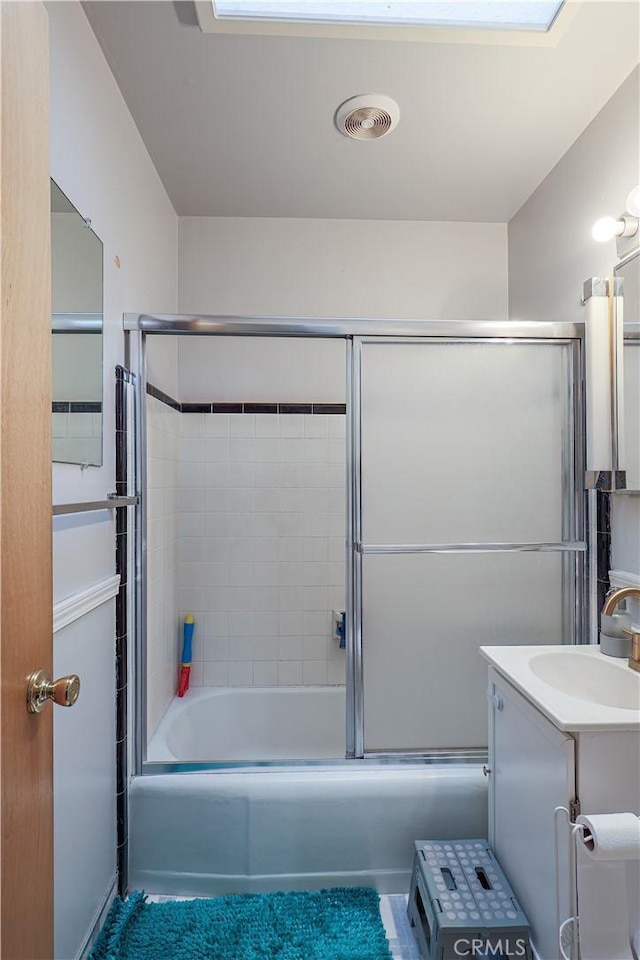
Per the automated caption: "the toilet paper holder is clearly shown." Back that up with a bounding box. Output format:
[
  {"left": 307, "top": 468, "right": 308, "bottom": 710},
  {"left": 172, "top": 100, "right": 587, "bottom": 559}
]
[
  {"left": 554, "top": 806, "right": 640, "bottom": 960},
  {"left": 553, "top": 806, "right": 588, "bottom": 960}
]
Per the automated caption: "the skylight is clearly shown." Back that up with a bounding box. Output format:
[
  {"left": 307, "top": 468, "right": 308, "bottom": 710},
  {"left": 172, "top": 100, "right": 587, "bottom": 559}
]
[{"left": 212, "top": 1, "right": 565, "bottom": 32}]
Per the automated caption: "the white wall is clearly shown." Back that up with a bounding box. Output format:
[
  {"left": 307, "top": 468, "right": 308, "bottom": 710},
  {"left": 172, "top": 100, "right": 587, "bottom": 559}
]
[
  {"left": 509, "top": 68, "right": 639, "bottom": 325},
  {"left": 50, "top": 0, "right": 178, "bottom": 510},
  {"left": 146, "top": 397, "right": 180, "bottom": 739},
  {"left": 48, "top": 2, "right": 178, "bottom": 957},
  {"left": 178, "top": 337, "right": 346, "bottom": 403},
  {"left": 508, "top": 66, "right": 640, "bottom": 580},
  {"left": 147, "top": 336, "right": 180, "bottom": 400},
  {"left": 54, "top": 602, "right": 117, "bottom": 960},
  {"left": 179, "top": 217, "right": 508, "bottom": 320}
]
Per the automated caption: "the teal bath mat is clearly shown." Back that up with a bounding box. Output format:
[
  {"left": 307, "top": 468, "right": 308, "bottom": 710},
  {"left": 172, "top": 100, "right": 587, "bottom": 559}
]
[{"left": 90, "top": 887, "right": 393, "bottom": 960}]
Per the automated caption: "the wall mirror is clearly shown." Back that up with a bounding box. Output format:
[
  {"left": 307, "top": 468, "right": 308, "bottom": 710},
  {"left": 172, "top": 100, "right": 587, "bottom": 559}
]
[
  {"left": 51, "top": 180, "right": 104, "bottom": 466},
  {"left": 616, "top": 249, "right": 640, "bottom": 491}
]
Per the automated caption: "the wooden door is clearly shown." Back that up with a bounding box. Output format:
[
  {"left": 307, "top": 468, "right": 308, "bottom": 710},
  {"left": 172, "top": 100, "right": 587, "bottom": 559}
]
[{"left": 0, "top": 3, "right": 53, "bottom": 958}]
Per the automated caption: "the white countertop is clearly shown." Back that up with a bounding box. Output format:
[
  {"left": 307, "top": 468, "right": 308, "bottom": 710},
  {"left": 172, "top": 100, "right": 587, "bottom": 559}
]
[{"left": 480, "top": 644, "right": 640, "bottom": 732}]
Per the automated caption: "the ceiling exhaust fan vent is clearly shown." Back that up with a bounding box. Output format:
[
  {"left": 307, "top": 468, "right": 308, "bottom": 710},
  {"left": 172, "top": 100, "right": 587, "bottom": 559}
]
[{"left": 335, "top": 95, "right": 400, "bottom": 140}]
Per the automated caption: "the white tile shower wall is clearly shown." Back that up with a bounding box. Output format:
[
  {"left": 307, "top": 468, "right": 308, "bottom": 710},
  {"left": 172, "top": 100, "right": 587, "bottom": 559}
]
[
  {"left": 147, "top": 396, "right": 181, "bottom": 736},
  {"left": 178, "top": 413, "right": 346, "bottom": 687}
]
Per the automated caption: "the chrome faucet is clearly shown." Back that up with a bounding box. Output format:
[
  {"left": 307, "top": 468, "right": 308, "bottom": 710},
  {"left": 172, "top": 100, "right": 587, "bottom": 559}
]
[{"left": 601, "top": 587, "right": 640, "bottom": 673}]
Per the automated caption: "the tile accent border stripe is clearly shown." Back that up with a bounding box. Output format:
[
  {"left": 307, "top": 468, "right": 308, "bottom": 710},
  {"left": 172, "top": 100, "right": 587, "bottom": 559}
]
[
  {"left": 52, "top": 401, "right": 103, "bottom": 413},
  {"left": 147, "top": 382, "right": 346, "bottom": 415},
  {"left": 146, "top": 382, "right": 180, "bottom": 411}
]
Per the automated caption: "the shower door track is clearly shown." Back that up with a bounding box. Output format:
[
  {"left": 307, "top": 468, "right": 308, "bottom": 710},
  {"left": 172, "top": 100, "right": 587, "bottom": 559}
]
[
  {"left": 124, "top": 315, "right": 587, "bottom": 774},
  {"left": 124, "top": 315, "right": 582, "bottom": 339}
]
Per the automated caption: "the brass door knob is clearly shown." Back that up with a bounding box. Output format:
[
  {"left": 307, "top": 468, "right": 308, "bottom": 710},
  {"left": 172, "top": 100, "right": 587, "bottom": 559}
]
[{"left": 26, "top": 669, "right": 81, "bottom": 714}]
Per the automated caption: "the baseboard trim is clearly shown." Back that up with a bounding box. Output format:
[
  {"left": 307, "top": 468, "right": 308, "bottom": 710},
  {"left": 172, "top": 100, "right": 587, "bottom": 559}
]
[
  {"left": 78, "top": 873, "right": 118, "bottom": 960},
  {"left": 54, "top": 574, "right": 120, "bottom": 633}
]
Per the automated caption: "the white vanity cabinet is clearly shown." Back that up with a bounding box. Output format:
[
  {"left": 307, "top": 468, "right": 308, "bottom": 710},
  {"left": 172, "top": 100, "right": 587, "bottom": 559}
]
[
  {"left": 488, "top": 668, "right": 575, "bottom": 960},
  {"left": 487, "top": 665, "right": 640, "bottom": 960}
]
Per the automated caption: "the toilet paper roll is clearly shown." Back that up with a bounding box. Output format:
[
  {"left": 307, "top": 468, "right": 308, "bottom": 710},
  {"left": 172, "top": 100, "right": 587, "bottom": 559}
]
[{"left": 577, "top": 813, "right": 640, "bottom": 861}]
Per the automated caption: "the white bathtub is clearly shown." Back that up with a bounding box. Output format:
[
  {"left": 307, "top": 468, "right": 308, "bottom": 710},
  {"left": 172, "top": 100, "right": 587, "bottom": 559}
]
[
  {"left": 147, "top": 686, "right": 346, "bottom": 762},
  {"left": 135, "top": 685, "right": 488, "bottom": 897},
  {"left": 130, "top": 765, "right": 488, "bottom": 896}
]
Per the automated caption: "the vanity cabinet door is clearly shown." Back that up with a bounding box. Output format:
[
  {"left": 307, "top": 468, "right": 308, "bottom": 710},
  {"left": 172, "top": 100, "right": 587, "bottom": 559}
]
[{"left": 488, "top": 669, "right": 575, "bottom": 960}]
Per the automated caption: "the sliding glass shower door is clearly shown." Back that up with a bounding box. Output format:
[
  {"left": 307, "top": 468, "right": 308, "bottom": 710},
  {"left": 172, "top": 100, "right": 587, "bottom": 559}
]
[{"left": 350, "top": 337, "right": 584, "bottom": 756}]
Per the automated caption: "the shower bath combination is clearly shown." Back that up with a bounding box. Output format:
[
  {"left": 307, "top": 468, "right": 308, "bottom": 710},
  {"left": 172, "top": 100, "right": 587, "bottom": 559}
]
[{"left": 121, "top": 311, "right": 592, "bottom": 895}]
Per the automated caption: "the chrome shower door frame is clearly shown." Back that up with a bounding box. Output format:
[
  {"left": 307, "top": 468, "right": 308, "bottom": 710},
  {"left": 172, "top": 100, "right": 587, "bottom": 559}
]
[
  {"left": 126, "top": 328, "right": 149, "bottom": 777},
  {"left": 348, "top": 334, "right": 586, "bottom": 759},
  {"left": 124, "top": 315, "right": 586, "bottom": 773}
]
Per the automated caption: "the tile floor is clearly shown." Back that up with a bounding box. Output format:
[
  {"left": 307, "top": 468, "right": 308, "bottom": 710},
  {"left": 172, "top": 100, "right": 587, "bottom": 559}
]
[
  {"left": 148, "top": 892, "right": 420, "bottom": 958},
  {"left": 380, "top": 894, "right": 421, "bottom": 959}
]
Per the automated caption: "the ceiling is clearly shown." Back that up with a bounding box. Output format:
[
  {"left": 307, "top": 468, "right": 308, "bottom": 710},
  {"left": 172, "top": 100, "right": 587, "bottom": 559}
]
[{"left": 83, "top": 1, "right": 640, "bottom": 221}]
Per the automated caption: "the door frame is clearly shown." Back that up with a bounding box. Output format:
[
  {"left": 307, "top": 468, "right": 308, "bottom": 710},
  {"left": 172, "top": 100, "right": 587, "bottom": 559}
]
[{"left": 0, "top": 2, "right": 53, "bottom": 957}]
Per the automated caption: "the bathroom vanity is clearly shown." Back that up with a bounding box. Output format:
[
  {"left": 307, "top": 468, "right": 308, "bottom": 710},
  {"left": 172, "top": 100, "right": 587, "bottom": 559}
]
[{"left": 481, "top": 645, "right": 640, "bottom": 960}]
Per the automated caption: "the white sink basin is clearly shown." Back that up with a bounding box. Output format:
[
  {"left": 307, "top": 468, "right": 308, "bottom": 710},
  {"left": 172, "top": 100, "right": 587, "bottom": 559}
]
[
  {"left": 480, "top": 645, "right": 640, "bottom": 731},
  {"left": 529, "top": 651, "right": 640, "bottom": 711}
]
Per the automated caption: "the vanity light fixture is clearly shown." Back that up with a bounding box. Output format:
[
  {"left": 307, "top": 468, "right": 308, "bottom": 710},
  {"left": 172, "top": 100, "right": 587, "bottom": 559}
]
[
  {"left": 626, "top": 185, "right": 640, "bottom": 217},
  {"left": 583, "top": 278, "right": 626, "bottom": 490},
  {"left": 592, "top": 215, "right": 639, "bottom": 243},
  {"left": 587, "top": 199, "right": 639, "bottom": 489}
]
